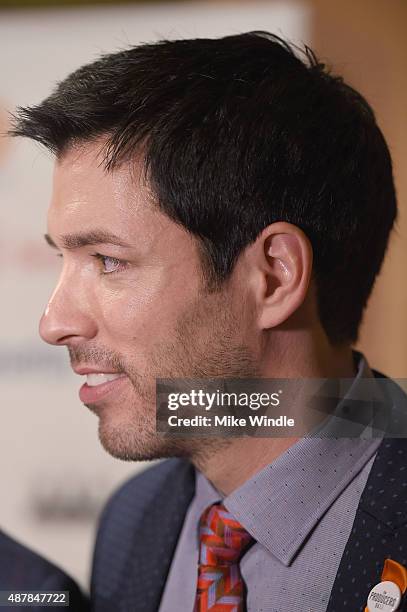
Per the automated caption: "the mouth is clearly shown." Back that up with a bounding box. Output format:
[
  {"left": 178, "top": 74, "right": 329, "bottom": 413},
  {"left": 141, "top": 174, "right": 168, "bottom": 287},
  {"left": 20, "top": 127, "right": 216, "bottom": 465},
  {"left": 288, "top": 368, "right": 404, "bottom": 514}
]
[{"left": 79, "top": 372, "right": 128, "bottom": 404}]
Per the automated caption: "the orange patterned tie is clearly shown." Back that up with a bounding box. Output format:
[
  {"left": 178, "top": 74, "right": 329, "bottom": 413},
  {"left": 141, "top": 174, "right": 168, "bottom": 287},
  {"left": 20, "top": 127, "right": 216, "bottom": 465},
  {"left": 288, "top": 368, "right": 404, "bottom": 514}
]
[{"left": 194, "top": 502, "right": 254, "bottom": 612}]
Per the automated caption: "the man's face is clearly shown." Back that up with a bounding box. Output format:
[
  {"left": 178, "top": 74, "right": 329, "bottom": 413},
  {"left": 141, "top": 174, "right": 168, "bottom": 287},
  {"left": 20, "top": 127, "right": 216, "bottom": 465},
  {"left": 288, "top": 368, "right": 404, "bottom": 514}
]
[{"left": 41, "top": 141, "right": 258, "bottom": 462}]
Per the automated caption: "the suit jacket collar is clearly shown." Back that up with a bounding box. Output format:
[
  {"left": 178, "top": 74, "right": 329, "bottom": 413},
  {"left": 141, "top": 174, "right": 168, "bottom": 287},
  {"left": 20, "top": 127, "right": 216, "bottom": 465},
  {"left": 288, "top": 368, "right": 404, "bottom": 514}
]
[{"left": 327, "top": 372, "right": 407, "bottom": 611}]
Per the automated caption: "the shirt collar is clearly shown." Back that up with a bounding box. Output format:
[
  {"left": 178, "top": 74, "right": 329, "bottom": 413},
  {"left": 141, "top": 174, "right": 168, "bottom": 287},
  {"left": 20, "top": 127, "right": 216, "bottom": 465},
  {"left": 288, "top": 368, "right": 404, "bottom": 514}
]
[{"left": 194, "top": 351, "right": 383, "bottom": 566}]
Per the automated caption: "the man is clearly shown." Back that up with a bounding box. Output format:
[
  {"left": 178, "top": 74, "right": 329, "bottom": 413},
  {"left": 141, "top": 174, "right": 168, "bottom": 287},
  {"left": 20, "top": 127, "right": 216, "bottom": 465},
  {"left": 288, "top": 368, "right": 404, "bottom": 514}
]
[
  {"left": 0, "top": 530, "right": 89, "bottom": 611},
  {"left": 11, "top": 31, "right": 407, "bottom": 612}
]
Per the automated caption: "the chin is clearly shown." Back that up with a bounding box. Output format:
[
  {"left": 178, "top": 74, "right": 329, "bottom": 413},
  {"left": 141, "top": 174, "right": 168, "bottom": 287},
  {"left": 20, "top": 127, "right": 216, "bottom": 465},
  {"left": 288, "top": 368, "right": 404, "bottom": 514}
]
[{"left": 97, "top": 419, "right": 192, "bottom": 462}]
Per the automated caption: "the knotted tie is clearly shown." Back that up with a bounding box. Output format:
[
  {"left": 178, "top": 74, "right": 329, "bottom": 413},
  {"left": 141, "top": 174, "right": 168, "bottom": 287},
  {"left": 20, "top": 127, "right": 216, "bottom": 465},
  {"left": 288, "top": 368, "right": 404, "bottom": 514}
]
[{"left": 194, "top": 502, "right": 254, "bottom": 612}]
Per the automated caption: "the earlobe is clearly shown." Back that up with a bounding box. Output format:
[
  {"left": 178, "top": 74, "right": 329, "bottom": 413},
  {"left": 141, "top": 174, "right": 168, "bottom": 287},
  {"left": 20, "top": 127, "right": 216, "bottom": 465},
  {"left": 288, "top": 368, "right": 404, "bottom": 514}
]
[{"left": 258, "top": 222, "right": 313, "bottom": 330}]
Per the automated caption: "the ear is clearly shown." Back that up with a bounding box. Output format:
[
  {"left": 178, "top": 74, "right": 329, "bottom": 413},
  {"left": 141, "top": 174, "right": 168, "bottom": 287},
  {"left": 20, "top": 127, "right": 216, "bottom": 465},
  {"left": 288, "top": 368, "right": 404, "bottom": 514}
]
[{"left": 247, "top": 222, "right": 313, "bottom": 330}]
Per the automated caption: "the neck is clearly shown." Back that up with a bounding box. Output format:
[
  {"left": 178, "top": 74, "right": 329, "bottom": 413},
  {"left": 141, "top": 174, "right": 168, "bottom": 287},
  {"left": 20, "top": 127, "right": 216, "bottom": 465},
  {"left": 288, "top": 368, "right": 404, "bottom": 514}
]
[{"left": 191, "top": 338, "right": 357, "bottom": 496}]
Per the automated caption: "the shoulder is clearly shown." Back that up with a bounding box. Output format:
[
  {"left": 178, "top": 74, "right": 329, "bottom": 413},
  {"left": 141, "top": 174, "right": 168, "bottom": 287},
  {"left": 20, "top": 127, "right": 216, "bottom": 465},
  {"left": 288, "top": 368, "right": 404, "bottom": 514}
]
[
  {"left": 0, "top": 530, "right": 88, "bottom": 610},
  {"left": 0, "top": 530, "right": 78, "bottom": 587}
]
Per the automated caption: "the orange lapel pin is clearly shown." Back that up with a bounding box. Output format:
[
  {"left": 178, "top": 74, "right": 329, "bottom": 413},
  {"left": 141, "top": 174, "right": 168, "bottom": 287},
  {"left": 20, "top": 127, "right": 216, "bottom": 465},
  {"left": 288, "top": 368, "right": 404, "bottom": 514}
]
[{"left": 365, "top": 559, "right": 407, "bottom": 611}]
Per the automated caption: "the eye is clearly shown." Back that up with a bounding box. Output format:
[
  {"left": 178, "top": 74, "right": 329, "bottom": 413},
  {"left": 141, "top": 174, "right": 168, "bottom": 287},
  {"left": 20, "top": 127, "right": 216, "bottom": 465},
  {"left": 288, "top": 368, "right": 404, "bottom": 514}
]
[{"left": 91, "top": 253, "right": 127, "bottom": 274}]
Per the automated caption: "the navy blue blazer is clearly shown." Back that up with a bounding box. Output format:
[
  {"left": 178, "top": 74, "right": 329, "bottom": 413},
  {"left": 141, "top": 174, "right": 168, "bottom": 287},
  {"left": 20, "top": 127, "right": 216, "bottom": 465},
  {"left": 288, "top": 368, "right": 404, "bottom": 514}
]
[
  {"left": 91, "top": 371, "right": 407, "bottom": 612},
  {"left": 0, "top": 531, "right": 89, "bottom": 611}
]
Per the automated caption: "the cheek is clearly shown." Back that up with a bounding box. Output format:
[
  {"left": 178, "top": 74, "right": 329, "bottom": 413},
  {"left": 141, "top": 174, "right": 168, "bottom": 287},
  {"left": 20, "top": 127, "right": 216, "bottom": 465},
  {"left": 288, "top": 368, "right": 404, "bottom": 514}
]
[{"left": 94, "top": 268, "right": 201, "bottom": 349}]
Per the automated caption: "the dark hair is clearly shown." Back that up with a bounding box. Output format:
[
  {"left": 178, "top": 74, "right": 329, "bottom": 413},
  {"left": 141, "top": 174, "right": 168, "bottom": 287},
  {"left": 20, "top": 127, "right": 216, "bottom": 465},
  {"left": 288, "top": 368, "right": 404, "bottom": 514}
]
[{"left": 10, "top": 31, "right": 397, "bottom": 345}]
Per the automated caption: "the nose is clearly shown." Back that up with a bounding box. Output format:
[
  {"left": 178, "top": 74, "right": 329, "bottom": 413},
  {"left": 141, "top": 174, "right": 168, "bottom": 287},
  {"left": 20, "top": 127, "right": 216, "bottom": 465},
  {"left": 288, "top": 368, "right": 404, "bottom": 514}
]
[{"left": 39, "top": 272, "right": 98, "bottom": 346}]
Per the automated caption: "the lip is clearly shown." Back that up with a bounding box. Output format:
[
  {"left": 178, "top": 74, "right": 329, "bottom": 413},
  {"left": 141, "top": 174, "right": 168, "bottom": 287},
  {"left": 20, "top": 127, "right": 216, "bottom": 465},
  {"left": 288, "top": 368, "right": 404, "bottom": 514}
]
[
  {"left": 73, "top": 366, "right": 122, "bottom": 375},
  {"left": 79, "top": 374, "right": 128, "bottom": 404}
]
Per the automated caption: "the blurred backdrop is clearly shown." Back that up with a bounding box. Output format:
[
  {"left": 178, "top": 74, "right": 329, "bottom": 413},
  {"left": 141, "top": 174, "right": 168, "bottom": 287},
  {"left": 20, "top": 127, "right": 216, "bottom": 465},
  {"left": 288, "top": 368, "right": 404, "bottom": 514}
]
[{"left": 0, "top": 0, "right": 406, "bottom": 590}]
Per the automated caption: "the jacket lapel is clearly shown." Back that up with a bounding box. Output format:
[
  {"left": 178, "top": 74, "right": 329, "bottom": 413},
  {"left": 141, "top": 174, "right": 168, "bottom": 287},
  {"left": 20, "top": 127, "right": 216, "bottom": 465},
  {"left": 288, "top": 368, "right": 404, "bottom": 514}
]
[
  {"left": 121, "top": 459, "right": 195, "bottom": 612},
  {"left": 327, "top": 372, "right": 407, "bottom": 612}
]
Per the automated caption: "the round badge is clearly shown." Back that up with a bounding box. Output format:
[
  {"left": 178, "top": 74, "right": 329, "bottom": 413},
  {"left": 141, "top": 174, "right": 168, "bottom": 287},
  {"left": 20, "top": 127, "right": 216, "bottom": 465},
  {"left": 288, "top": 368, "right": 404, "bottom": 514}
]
[{"left": 367, "top": 580, "right": 401, "bottom": 611}]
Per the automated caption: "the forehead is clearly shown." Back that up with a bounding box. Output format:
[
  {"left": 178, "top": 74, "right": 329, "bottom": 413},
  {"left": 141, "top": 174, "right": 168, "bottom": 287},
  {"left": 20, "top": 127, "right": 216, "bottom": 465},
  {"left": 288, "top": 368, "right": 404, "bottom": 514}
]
[{"left": 50, "top": 141, "right": 159, "bottom": 232}]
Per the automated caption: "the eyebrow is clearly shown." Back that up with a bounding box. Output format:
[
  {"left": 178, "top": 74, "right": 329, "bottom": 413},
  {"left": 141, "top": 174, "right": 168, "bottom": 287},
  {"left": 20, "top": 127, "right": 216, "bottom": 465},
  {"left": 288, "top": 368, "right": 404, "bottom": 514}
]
[{"left": 44, "top": 230, "right": 132, "bottom": 250}]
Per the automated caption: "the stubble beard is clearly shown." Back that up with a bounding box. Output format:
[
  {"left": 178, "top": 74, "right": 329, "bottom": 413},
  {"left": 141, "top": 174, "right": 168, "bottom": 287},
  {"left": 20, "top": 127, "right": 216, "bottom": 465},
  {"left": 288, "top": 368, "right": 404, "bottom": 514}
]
[{"left": 96, "top": 287, "right": 259, "bottom": 466}]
